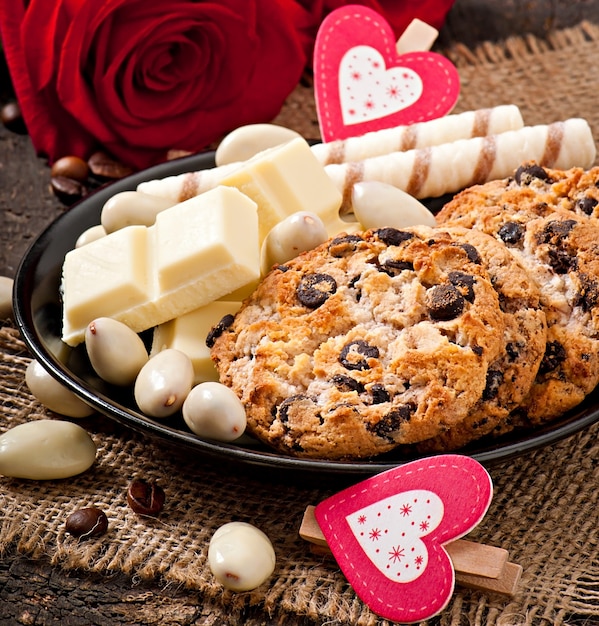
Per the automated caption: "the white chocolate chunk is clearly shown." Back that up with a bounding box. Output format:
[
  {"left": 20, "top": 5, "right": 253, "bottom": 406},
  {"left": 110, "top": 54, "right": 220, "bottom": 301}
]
[
  {"left": 62, "top": 186, "right": 259, "bottom": 346},
  {"left": 217, "top": 138, "right": 343, "bottom": 242},
  {"left": 326, "top": 119, "right": 597, "bottom": 208},
  {"left": 151, "top": 301, "right": 241, "bottom": 384},
  {"left": 311, "top": 105, "right": 524, "bottom": 165},
  {"left": 0, "top": 420, "right": 96, "bottom": 480}
]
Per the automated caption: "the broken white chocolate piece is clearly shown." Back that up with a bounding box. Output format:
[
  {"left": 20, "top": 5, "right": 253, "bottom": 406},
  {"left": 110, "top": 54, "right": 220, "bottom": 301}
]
[
  {"left": 325, "top": 118, "right": 596, "bottom": 209},
  {"left": 151, "top": 300, "right": 241, "bottom": 385},
  {"left": 311, "top": 105, "right": 524, "bottom": 165},
  {"left": 61, "top": 186, "right": 259, "bottom": 346},
  {"left": 216, "top": 138, "right": 343, "bottom": 242}
]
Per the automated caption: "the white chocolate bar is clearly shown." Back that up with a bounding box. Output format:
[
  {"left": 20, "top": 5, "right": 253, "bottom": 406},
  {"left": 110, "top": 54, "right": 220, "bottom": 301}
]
[
  {"left": 151, "top": 300, "right": 241, "bottom": 385},
  {"left": 139, "top": 138, "right": 344, "bottom": 241},
  {"left": 61, "top": 186, "right": 260, "bottom": 346},
  {"left": 215, "top": 138, "right": 343, "bottom": 242},
  {"left": 137, "top": 108, "right": 523, "bottom": 203},
  {"left": 311, "top": 105, "right": 524, "bottom": 165},
  {"left": 325, "top": 118, "right": 596, "bottom": 208}
]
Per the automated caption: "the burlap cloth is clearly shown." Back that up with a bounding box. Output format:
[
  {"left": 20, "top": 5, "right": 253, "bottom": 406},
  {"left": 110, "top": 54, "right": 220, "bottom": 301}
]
[{"left": 3, "top": 21, "right": 599, "bottom": 626}]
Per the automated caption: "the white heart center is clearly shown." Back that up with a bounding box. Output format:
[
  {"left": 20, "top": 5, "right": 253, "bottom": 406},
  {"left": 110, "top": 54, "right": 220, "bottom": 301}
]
[
  {"left": 338, "top": 45, "right": 423, "bottom": 126},
  {"left": 346, "top": 489, "right": 443, "bottom": 583}
]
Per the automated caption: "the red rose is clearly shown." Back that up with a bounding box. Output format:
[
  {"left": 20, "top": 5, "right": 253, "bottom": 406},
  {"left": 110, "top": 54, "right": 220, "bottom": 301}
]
[{"left": 0, "top": 0, "right": 307, "bottom": 169}]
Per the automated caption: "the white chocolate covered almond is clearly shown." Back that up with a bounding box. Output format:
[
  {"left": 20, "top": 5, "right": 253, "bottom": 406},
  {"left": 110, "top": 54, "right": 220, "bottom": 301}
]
[
  {"left": 208, "top": 522, "right": 276, "bottom": 591},
  {"left": 0, "top": 420, "right": 96, "bottom": 480}
]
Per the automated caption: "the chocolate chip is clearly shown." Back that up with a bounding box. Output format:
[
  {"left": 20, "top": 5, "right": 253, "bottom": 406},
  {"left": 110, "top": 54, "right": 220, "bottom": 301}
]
[
  {"left": 575, "top": 196, "right": 598, "bottom": 216},
  {"left": 459, "top": 243, "right": 482, "bottom": 264},
  {"left": 448, "top": 271, "right": 476, "bottom": 302},
  {"left": 472, "top": 345, "right": 484, "bottom": 357},
  {"left": 206, "top": 314, "right": 235, "bottom": 347},
  {"left": 374, "top": 228, "right": 414, "bottom": 247},
  {"left": 539, "top": 341, "right": 567, "bottom": 374},
  {"left": 339, "top": 340, "right": 379, "bottom": 370},
  {"left": 482, "top": 369, "right": 504, "bottom": 401},
  {"left": 328, "top": 234, "right": 363, "bottom": 257},
  {"left": 426, "top": 284, "right": 465, "bottom": 321},
  {"left": 65, "top": 507, "right": 108, "bottom": 540},
  {"left": 368, "top": 403, "right": 416, "bottom": 439},
  {"left": 514, "top": 163, "right": 551, "bottom": 185},
  {"left": 296, "top": 273, "right": 337, "bottom": 308},
  {"left": 537, "top": 219, "right": 577, "bottom": 243},
  {"left": 505, "top": 342, "right": 520, "bottom": 361},
  {"left": 379, "top": 258, "right": 414, "bottom": 276},
  {"left": 547, "top": 248, "right": 577, "bottom": 274},
  {"left": 370, "top": 384, "right": 390, "bottom": 404},
  {"left": 127, "top": 479, "right": 165, "bottom": 516},
  {"left": 277, "top": 394, "right": 312, "bottom": 423},
  {"left": 575, "top": 273, "right": 599, "bottom": 311},
  {"left": 498, "top": 221, "right": 525, "bottom": 246},
  {"left": 331, "top": 375, "right": 364, "bottom": 393}
]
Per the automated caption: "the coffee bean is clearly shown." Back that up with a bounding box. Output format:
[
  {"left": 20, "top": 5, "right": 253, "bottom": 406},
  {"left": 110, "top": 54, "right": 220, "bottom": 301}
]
[
  {"left": 127, "top": 479, "right": 165, "bottom": 516},
  {"left": 65, "top": 507, "right": 108, "bottom": 539},
  {"left": 88, "top": 151, "right": 134, "bottom": 180},
  {"left": 50, "top": 175, "right": 86, "bottom": 206},
  {"left": 1, "top": 101, "right": 27, "bottom": 134},
  {"left": 51, "top": 155, "right": 90, "bottom": 182}
]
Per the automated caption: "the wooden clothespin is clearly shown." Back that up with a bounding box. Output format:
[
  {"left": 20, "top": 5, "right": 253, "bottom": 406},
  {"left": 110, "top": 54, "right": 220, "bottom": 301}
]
[{"left": 298, "top": 455, "right": 522, "bottom": 623}]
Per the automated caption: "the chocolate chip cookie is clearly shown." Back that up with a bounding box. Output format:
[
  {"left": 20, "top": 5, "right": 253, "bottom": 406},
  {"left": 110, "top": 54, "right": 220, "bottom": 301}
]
[
  {"left": 438, "top": 167, "right": 599, "bottom": 424},
  {"left": 412, "top": 225, "right": 547, "bottom": 451},
  {"left": 210, "top": 227, "right": 505, "bottom": 459}
]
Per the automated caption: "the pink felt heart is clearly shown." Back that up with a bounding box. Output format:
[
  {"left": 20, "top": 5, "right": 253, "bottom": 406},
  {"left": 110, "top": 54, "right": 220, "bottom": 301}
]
[
  {"left": 314, "top": 6, "right": 460, "bottom": 142},
  {"left": 314, "top": 455, "right": 493, "bottom": 623}
]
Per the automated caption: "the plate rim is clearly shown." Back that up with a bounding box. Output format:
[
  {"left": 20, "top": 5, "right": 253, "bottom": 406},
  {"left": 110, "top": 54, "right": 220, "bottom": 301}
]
[{"left": 12, "top": 151, "right": 599, "bottom": 477}]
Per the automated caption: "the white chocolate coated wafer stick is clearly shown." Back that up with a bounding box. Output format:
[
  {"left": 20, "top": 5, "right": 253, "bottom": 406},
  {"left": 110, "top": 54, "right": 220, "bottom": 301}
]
[
  {"left": 325, "top": 118, "right": 596, "bottom": 208},
  {"left": 137, "top": 160, "right": 240, "bottom": 203},
  {"left": 137, "top": 107, "right": 524, "bottom": 203},
  {"left": 311, "top": 105, "right": 524, "bottom": 165}
]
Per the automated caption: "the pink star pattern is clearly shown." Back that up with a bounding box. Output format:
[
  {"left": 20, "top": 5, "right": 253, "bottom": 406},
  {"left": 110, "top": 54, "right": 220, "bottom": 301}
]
[
  {"left": 358, "top": 515, "right": 367, "bottom": 525},
  {"left": 388, "top": 545, "right": 405, "bottom": 563},
  {"left": 400, "top": 503, "right": 412, "bottom": 516},
  {"left": 369, "top": 528, "right": 381, "bottom": 541}
]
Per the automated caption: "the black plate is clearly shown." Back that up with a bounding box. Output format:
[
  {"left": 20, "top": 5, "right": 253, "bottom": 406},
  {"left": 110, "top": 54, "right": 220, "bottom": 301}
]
[{"left": 13, "top": 151, "right": 599, "bottom": 478}]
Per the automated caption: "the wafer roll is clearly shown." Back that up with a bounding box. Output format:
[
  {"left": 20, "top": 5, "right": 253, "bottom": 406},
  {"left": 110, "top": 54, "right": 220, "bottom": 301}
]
[
  {"left": 137, "top": 107, "right": 524, "bottom": 203},
  {"left": 137, "top": 161, "right": 241, "bottom": 202},
  {"left": 325, "top": 118, "right": 596, "bottom": 210},
  {"left": 311, "top": 105, "right": 524, "bottom": 165}
]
